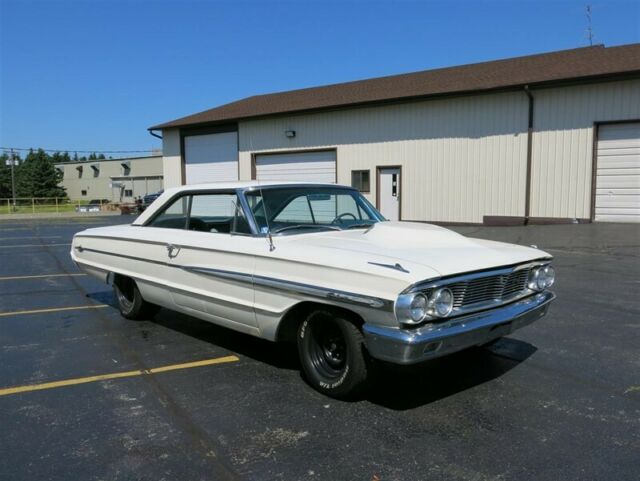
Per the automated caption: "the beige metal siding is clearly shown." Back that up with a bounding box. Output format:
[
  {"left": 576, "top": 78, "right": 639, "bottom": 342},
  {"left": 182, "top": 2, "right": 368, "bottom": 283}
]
[
  {"left": 162, "top": 129, "right": 183, "bottom": 189},
  {"left": 56, "top": 156, "right": 163, "bottom": 201},
  {"left": 240, "top": 92, "right": 529, "bottom": 223},
  {"left": 530, "top": 79, "right": 640, "bottom": 219}
]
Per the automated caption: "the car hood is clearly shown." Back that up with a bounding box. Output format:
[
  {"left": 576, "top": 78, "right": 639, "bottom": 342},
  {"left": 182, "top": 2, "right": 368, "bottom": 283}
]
[{"left": 277, "top": 221, "right": 549, "bottom": 282}]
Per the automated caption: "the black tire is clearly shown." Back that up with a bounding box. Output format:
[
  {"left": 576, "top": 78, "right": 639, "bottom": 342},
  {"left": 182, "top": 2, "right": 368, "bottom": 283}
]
[
  {"left": 114, "top": 276, "right": 160, "bottom": 320},
  {"left": 297, "top": 309, "right": 370, "bottom": 399}
]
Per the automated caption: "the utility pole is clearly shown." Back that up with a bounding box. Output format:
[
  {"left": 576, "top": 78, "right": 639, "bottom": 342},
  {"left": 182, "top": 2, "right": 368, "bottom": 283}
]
[{"left": 9, "top": 149, "right": 17, "bottom": 209}]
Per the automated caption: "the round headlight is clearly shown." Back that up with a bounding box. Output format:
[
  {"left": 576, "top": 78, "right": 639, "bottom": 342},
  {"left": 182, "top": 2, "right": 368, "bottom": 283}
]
[
  {"left": 409, "top": 293, "right": 428, "bottom": 322},
  {"left": 542, "top": 265, "right": 555, "bottom": 288},
  {"left": 528, "top": 267, "right": 544, "bottom": 292},
  {"left": 430, "top": 288, "right": 454, "bottom": 317}
]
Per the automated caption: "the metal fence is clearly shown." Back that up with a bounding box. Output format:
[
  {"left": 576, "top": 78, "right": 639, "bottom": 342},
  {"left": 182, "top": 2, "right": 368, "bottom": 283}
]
[{"left": 0, "top": 198, "right": 119, "bottom": 215}]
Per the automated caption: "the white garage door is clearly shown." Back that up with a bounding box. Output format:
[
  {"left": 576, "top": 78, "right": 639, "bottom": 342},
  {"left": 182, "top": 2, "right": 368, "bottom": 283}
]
[
  {"left": 595, "top": 123, "right": 640, "bottom": 223},
  {"left": 255, "top": 150, "right": 336, "bottom": 183},
  {"left": 184, "top": 132, "right": 238, "bottom": 184}
]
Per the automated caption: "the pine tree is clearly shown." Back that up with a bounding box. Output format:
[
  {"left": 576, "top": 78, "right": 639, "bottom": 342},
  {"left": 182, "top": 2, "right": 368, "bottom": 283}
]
[{"left": 16, "top": 149, "right": 66, "bottom": 198}]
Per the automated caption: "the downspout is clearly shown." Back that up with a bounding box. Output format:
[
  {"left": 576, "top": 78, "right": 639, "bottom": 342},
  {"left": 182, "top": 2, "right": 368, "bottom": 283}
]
[
  {"left": 148, "top": 129, "right": 163, "bottom": 140},
  {"left": 523, "top": 85, "right": 534, "bottom": 224}
]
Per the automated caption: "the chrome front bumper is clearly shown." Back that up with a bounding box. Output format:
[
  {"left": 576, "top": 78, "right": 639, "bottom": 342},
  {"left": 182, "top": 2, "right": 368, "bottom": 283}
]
[{"left": 363, "top": 291, "right": 555, "bottom": 364}]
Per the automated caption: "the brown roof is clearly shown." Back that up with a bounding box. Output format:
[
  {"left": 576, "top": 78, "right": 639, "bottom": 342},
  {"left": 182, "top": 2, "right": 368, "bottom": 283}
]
[{"left": 151, "top": 43, "right": 640, "bottom": 130}]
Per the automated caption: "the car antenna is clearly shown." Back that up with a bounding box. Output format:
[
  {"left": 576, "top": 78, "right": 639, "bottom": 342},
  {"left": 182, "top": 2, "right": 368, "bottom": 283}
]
[{"left": 257, "top": 180, "right": 275, "bottom": 252}]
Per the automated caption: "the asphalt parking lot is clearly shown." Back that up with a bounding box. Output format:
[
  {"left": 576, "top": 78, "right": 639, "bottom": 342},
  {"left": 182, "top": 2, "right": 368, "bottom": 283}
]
[{"left": 0, "top": 216, "right": 638, "bottom": 481}]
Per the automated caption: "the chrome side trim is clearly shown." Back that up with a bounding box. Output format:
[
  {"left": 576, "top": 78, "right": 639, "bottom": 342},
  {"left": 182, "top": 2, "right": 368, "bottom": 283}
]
[
  {"left": 182, "top": 266, "right": 393, "bottom": 310},
  {"left": 75, "top": 246, "right": 171, "bottom": 267}
]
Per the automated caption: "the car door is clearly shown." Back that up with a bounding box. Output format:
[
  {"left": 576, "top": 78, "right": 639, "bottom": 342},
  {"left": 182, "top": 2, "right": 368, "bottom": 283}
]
[{"left": 163, "top": 191, "right": 261, "bottom": 335}]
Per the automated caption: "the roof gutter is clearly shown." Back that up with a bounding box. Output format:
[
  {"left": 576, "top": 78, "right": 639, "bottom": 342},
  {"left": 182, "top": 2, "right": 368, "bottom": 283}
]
[
  {"left": 148, "top": 129, "right": 163, "bottom": 140},
  {"left": 524, "top": 85, "right": 534, "bottom": 224}
]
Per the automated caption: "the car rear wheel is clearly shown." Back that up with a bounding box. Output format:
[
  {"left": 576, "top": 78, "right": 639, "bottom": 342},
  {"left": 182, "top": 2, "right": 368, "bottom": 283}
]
[
  {"left": 114, "top": 276, "right": 159, "bottom": 320},
  {"left": 297, "top": 309, "right": 370, "bottom": 399}
]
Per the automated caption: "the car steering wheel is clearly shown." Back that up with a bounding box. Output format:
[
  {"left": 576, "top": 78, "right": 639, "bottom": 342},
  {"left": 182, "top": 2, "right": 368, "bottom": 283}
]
[{"left": 331, "top": 213, "right": 358, "bottom": 225}]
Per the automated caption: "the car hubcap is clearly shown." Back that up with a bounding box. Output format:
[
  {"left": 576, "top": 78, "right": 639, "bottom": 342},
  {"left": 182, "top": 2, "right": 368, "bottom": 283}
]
[{"left": 307, "top": 319, "right": 347, "bottom": 380}]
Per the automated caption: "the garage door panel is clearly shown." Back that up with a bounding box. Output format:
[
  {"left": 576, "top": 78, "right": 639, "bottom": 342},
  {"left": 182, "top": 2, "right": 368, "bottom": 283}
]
[
  {"left": 255, "top": 151, "right": 336, "bottom": 184},
  {"left": 595, "top": 123, "right": 640, "bottom": 223},
  {"left": 184, "top": 132, "right": 238, "bottom": 184},
  {"left": 596, "top": 155, "right": 640, "bottom": 169},
  {"left": 596, "top": 188, "right": 640, "bottom": 196},
  {"left": 595, "top": 196, "right": 640, "bottom": 208},
  {"left": 597, "top": 167, "right": 640, "bottom": 176},
  {"left": 596, "top": 174, "right": 640, "bottom": 189}
]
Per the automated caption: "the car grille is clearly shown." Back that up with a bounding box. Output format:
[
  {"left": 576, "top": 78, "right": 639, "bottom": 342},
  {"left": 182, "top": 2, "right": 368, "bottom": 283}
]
[{"left": 447, "top": 268, "right": 531, "bottom": 308}]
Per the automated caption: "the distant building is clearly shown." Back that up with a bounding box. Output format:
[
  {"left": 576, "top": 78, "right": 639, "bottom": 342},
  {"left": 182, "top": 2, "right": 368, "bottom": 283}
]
[
  {"left": 56, "top": 155, "right": 163, "bottom": 201},
  {"left": 150, "top": 44, "right": 640, "bottom": 224}
]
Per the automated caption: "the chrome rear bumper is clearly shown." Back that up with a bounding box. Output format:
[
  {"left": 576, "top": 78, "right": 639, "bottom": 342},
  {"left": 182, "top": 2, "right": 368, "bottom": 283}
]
[{"left": 363, "top": 291, "right": 555, "bottom": 364}]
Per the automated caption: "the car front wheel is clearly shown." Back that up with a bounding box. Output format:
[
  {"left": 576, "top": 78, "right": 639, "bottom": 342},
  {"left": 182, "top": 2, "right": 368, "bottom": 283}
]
[
  {"left": 114, "top": 276, "right": 159, "bottom": 320},
  {"left": 297, "top": 309, "right": 370, "bottom": 399}
]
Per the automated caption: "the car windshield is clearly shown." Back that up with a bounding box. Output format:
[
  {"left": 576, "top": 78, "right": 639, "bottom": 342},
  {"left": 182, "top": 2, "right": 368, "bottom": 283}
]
[{"left": 244, "top": 186, "right": 384, "bottom": 235}]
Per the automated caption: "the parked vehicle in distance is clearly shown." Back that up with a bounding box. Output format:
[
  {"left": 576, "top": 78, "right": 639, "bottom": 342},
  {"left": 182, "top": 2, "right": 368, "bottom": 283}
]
[
  {"left": 71, "top": 182, "right": 556, "bottom": 398},
  {"left": 139, "top": 190, "right": 164, "bottom": 213},
  {"left": 76, "top": 199, "right": 109, "bottom": 213}
]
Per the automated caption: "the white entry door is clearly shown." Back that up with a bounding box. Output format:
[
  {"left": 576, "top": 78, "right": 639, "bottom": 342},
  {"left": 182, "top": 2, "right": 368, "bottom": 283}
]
[
  {"left": 378, "top": 167, "right": 400, "bottom": 221},
  {"left": 595, "top": 123, "right": 640, "bottom": 223}
]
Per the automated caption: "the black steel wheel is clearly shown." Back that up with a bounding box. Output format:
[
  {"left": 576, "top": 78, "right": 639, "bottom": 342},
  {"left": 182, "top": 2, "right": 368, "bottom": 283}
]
[
  {"left": 297, "top": 309, "right": 370, "bottom": 399},
  {"left": 114, "top": 275, "right": 159, "bottom": 320}
]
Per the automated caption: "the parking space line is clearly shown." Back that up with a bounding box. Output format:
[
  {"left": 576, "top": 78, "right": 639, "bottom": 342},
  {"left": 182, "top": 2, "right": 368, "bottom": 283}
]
[
  {"left": 0, "top": 355, "right": 240, "bottom": 397},
  {"left": 0, "top": 243, "right": 72, "bottom": 248},
  {"left": 0, "top": 304, "right": 109, "bottom": 317},
  {"left": 0, "top": 236, "right": 62, "bottom": 240},
  {"left": 0, "top": 273, "right": 86, "bottom": 281}
]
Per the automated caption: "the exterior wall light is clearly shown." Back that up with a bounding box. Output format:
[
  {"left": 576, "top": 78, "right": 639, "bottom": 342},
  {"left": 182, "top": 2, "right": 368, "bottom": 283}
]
[{"left": 285, "top": 130, "right": 296, "bottom": 138}]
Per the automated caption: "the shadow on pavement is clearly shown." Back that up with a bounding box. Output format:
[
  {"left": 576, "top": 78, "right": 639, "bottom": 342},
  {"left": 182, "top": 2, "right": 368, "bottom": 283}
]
[{"left": 365, "top": 338, "right": 537, "bottom": 410}]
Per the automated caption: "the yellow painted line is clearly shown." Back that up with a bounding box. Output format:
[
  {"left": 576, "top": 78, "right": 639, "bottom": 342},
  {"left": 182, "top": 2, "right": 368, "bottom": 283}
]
[
  {"left": 0, "top": 304, "right": 109, "bottom": 317},
  {"left": 0, "top": 355, "right": 240, "bottom": 396},
  {"left": 0, "top": 243, "right": 71, "bottom": 248},
  {"left": 0, "top": 273, "right": 86, "bottom": 281}
]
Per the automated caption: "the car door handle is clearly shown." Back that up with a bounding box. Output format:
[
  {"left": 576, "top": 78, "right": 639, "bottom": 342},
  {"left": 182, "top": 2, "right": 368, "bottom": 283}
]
[{"left": 166, "top": 244, "right": 180, "bottom": 258}]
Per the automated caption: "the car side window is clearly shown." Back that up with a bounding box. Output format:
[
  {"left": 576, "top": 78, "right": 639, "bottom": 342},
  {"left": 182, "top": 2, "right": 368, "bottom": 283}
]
[
  {"left": 147, "top": 193, "right": 252, "bottom": 234},
  {"left": 147, "top": 196, "right": 189, "bottom": 229},
  {"left": 188, "top": 194, "right": 251, "bottom": 235}
]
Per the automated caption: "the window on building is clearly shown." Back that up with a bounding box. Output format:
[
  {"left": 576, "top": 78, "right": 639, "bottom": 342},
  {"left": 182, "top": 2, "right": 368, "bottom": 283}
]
[
  {"left": 77, "top": 166, "right": 83, "bottom": 179},
  {"left": 351, "top": 170, "right": 370, "bottom": 193},
  {"left": 91, "top": 165, "right": 100, "bottom": 178},
  {"left": 124, "top": 189, "right": 133, "bottom": 197},
  {"left": 81, "top": 190, "right": 87, "bottom": 196}
]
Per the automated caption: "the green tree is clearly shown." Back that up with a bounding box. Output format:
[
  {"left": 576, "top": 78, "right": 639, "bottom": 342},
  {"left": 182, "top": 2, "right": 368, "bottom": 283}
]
[{"left": 16, "top": 149, "right": 66, "bottom": 198}]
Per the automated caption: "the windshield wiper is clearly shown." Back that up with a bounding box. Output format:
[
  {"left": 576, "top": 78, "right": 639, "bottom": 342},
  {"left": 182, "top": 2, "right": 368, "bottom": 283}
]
[
  {"left": 344, "top": 223, "right": 375, "bottom": 229},
  {"left": 273, "top": 224, "right": 341, "bottom": 234}
]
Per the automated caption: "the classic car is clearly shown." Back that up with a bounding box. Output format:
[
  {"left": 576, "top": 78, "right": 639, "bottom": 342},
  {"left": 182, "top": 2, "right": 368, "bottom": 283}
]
[{"left": 70, "top": 181, "right": 556, "bottom": 398}]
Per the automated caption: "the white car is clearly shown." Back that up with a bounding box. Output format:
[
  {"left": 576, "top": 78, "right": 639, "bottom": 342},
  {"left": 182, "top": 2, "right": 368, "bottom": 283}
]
[{"left": 71, "top": 182, "right": 556, "bottom": 398}]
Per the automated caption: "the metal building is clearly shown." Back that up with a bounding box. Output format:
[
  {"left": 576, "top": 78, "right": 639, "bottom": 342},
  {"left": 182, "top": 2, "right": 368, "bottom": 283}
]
[
  {"left": 56, "top": 155, "right": 163, "bottom": 202},
  {"left": 150, "top": 44, "right": 640, "bottom": 224}
]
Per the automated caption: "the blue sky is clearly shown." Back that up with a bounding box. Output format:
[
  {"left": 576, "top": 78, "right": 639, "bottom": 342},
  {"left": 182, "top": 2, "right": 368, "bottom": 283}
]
[{"left": 1, "top": 0, "right": 638, "bottom": 157}]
